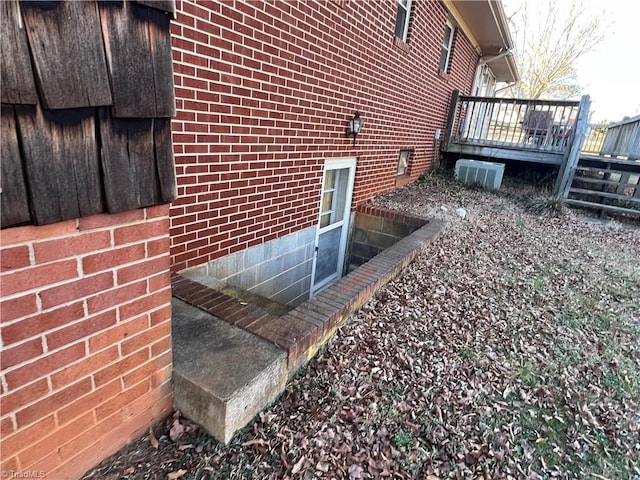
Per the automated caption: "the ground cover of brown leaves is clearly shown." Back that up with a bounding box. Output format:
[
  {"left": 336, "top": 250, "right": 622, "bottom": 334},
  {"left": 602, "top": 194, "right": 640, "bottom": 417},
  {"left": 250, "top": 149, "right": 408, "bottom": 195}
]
[{"left": 83, "top": 173, "right": 640, "bottom": 480}]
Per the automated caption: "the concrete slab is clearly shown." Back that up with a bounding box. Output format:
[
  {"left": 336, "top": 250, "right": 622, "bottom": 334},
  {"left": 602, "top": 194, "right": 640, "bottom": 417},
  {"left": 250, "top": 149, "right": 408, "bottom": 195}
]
[{"left": 172, "top": 298, "right": 287, "bottom": 444}]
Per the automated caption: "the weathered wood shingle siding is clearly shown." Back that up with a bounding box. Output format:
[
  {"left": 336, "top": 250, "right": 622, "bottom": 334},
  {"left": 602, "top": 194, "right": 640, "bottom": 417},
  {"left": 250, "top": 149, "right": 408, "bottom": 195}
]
[
  {"left": 153, "top": 117, "right": 177, "bottom": 203},
  {"left": 0, "top": 0, "right": 176, "bottom": 229},
  {"left": 0, "top": 1, "right": 37, "bottom": 105},
  {"left": 22, "top": 1, "right": 113, "bottom": 109},
  {"left": 134, "top": 0, "right": 176, "bottom": 15},
  {"left": 0, "top": 106, "right": 31, "bottom": 227},
  {"left": 100, "top": 113, "right": 176, "bottom": 212},
  {"left": 16, "top": 105, "right": 104, "bottom": 224},
  {"left": 99, "top": 2, "right": 176, "bottom": 117}
]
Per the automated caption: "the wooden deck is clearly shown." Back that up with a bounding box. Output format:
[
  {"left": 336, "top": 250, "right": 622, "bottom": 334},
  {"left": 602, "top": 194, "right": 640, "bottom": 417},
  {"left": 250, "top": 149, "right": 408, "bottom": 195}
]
[
  {"left": 442, "top": 92, "right": 640, "bottom": 217},
  {"left": 564, "top": 115, "right": 640, "bottom": 217},
  {"left": 442, "top": 92, "right": 581, "bottom": 165},
  {"left": 444, "top": 142, "right": 565, "bottom": 165}
]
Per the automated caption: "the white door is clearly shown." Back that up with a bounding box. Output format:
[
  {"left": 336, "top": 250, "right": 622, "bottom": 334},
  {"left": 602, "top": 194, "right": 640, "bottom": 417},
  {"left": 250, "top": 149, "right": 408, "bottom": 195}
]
[
  {"left": 470, "top": 63, "right": 497, "bottom": 140},
  {"left": 310, "top": 158, "right": 356, "bottom": 296}
]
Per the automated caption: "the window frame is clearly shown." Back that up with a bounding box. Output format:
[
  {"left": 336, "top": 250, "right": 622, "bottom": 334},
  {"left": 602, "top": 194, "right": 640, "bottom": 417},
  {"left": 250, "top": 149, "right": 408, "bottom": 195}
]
[
  {"left": 438, "top": 20, "right": 455, "bottom": 73},
  {"left": 394, "top": 0, "right": 413, "bottom": 43},
  {"left": 396, "top": 150, "right": 412, "bottom": 176}
]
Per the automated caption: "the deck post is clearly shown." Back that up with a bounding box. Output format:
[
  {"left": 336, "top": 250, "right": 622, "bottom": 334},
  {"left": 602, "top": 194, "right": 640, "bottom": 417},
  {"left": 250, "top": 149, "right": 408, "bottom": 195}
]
[
  {"left": 442, "top": 89, "right": 459, "bottom": 152},
  {"left": 554, "top": 95, "right": 591, "bottom": 197}
]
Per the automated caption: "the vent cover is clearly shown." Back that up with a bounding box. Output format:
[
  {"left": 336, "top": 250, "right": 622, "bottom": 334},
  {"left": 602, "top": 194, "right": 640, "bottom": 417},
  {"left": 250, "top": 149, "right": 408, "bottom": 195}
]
[{"left": 455, "top": 159, "right": 505, "bottom": 190}]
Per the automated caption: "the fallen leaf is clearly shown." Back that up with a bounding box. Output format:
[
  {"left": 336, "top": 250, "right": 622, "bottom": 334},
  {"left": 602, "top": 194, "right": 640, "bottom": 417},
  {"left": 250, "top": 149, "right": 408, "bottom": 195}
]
[
  {"left": 291, "top": 456, "right": 305, "bottom": 474},
  {"left": 242, "top": 438, "right": 269, "bottom": 447},
  {"left": 167, "top": 470, "right": 187, "bottom": 480},
  {"left": 170, "top": 420, "right": 185, "bottom": 442},
  {"left": 149, "top": 427, "right": 158, "bottom": 449},
  {"left": 348, "top": 464, "right": 364, "bottom": 479},
  {"left": 280, "top": 443, "right": 289, "bottom": 469}
]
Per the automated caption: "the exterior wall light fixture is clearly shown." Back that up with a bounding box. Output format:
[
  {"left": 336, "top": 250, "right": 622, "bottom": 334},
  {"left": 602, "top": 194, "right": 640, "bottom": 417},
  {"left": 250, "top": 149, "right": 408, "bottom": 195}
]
[{"left": 345, "top": 111, "right": 363, "bottom": 145}]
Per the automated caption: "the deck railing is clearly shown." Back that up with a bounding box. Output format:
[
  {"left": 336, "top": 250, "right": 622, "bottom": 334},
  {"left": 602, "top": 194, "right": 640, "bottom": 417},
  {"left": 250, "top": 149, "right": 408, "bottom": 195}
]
[
  {"left": 583, "top": 116, "right": 640, "bottom": 159},
  {"left": 569, "top": 116, "right": 640, "bottom": 217},
  {"left": 446, "top": 94, "right": 581, "bottom": 153},
  {"left": 582, "top": 124, "right": 609, "bottom": 155},
  {"left": 600, "top": 115, "right": 640, "bottom": 159}
]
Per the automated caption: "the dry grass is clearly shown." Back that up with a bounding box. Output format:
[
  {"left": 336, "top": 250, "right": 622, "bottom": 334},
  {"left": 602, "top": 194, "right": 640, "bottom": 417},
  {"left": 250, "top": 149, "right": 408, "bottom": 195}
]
[{"left": 83, "top": 173, "right": 640, "bottom": 480}]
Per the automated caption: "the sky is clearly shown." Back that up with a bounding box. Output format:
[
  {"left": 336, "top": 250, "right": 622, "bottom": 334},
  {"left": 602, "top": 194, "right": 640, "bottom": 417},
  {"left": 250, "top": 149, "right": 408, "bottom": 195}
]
[{"left": 503, "top": 0, "right": 640, "bottom": 123}]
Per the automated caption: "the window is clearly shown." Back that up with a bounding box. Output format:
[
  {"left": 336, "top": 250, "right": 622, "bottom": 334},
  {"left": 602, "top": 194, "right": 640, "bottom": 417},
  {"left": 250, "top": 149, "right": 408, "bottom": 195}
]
[
  {"left": 397, "top": 150, "right": 411, "bottom": 176},
  {"left": 394, "top": 0, "right": 413, "bottom": 42},
  {"left": 438, "top": 20, "right": 454, "bottom": 72}
]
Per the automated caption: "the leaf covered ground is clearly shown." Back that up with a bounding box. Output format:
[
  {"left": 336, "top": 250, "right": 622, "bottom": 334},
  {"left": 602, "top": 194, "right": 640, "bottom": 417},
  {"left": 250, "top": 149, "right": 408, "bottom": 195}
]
[{"left": 84, "top": 173, "right": 640, "bottom": 480}]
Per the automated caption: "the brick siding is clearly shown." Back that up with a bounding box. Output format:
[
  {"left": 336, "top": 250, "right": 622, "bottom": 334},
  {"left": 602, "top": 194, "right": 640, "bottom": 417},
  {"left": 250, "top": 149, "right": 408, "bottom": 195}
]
[
  {"left": 0, "top": 206, "right": 173, "bottom": 479},
  {"left": 0, "top": 2, "right": 480, "bottom": 476},
  {"left": 170, "top": 0, "right": 478, "bottom": 272}
]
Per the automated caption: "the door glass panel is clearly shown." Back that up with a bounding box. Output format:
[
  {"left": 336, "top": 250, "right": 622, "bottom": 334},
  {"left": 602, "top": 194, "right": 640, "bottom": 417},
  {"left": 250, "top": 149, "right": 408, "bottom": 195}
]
[
  {"left": 323, "top": 170, "right": 336, "bottom": 189},
  {"left": 321, "top": 191, "right": 334, "bottom": 214},
  {"left": 319, "top": 212, "right": 331, "bottom": 228},
  {"left": 314, "top": 227, "right": 341, "bottom": 284},
  {"left": 331, "top": 168, "right": 349, "bottom": 224}
]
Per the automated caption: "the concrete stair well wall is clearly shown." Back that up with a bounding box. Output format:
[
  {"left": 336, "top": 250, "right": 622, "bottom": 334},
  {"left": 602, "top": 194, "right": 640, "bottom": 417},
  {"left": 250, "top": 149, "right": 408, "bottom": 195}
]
[
  {"left": 181, "top": 227, "right": 316, "bottom": 308},
  {"left": 172, "top": 207, "right": 444, "bottom": 444},
  {"left": 349, "top": 205, "right": 429, "bottom": 270}
]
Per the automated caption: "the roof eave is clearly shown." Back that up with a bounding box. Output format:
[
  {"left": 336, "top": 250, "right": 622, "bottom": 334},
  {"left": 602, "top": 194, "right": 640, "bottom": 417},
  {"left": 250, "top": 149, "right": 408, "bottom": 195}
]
[
  {"left": 450, "top": 0, "right": 520, "bottom": 83},
  {"left": 490, "top": 52, "right": 520, "bottom": 83}
]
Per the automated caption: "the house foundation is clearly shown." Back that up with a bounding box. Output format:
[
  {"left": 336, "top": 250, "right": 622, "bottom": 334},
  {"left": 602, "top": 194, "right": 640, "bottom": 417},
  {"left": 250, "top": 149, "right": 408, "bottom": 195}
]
[{"left": 181, "top": 227, "right": 316, "bottom": 307}]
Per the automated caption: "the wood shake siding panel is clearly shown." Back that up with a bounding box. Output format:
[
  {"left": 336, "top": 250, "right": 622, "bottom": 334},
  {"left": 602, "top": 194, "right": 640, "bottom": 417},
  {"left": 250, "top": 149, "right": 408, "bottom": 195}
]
[
  {"left": 1, "top": 2, "right": 176, "bottom": 478},
  {"left": 1, "top": 0, "right": 177, "bottom": 229},
  {"left": 0, "top": 1, "right": 38, "bottom": 105}
]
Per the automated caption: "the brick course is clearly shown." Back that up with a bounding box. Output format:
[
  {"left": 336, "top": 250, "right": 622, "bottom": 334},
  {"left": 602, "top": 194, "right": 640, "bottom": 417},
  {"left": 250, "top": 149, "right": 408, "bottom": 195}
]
[
  {"left": 0, "top": 206, "right": 173, "bottom": 478},
  {"left": 170, "top": 0, "right": 478, "bottom": 272}
]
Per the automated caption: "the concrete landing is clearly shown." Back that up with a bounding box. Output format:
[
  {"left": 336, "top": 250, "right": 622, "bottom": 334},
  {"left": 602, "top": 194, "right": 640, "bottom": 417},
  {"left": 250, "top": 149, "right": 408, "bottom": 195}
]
[{"left": 172, "top": 298, "right": 287, "bottom": 443}]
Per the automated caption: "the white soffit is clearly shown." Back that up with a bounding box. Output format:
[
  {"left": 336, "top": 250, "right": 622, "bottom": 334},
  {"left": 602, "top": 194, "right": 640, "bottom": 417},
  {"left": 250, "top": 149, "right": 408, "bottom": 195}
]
[{"left": 449, "top": 0, "right": 519, "bottom": 83}]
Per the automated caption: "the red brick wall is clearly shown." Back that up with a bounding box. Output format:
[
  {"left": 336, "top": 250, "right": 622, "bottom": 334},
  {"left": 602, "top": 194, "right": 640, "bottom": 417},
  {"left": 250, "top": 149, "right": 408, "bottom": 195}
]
[
  {"left": 0, "top": 206, "right": 173, "bottom": 479},
  {"left": 170, "top": 0, "right": 478, "bottom": 271}
]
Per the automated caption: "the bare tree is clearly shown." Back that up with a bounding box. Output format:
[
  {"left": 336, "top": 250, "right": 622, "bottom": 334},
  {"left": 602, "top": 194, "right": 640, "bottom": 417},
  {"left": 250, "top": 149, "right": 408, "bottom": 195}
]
[{"left": 504, "top": 0, "right": 608, "bottom": 99}]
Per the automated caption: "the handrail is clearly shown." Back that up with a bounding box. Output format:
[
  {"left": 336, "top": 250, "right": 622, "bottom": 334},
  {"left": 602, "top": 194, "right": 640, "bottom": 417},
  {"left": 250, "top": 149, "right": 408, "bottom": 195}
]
[
  {"left": 445, "top": 93, "right": 581, "bottom": 154},
  {"left": 458, "top": 95, "right": 579, "bottom": 107},
  {"left": 582, "top": 124, "right": 609, "bottom": 155},
  {"left": 600, "top": 116, "right": 640, "bottom": 159},
  {"left": 582, "top": 118, "right": 640, "bottom": 159},
  {"left": 607, "top": 114, "right": 640, "bottom": 129}
]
